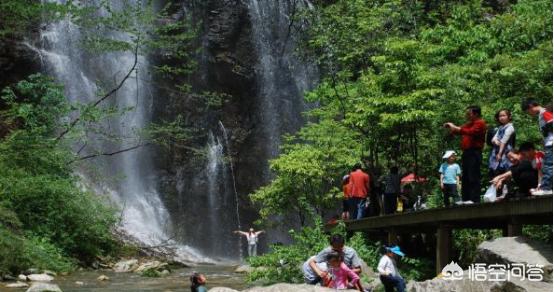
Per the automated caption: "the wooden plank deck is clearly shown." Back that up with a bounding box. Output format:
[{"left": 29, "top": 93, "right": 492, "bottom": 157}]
[
  {"left": 330, "top": 195, "right": 553, "bottom": 274},
  {"left": 341, "top": 195, "right": 552, "bottom": 231}
]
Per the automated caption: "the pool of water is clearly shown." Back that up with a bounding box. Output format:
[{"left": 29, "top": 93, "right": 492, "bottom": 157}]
[{"left": 0, "top": 265, "right": 246, "bottom": 292}]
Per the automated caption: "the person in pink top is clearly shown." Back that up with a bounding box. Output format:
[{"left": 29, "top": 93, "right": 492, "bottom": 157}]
[{"left": 322, "top": 251, "right": 363, "bottom": 291}]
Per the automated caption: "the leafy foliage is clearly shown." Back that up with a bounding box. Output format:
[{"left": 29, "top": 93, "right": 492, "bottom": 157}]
[
  {"left": 0, "top": 75, "right": 118, "bottom": 272},
  {"left": 250, "top": 0, "right": 552, "bottom": 283},
  {"left": 248, "top": 219, "right": 433, "bottom": 284},
  {"left": 252, "top": 0, "right": 552, "bottom": 231}
]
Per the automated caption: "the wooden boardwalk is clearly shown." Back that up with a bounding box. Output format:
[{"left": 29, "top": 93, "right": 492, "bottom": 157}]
[{"left": 331, "top": 195, "right": 553, "bottom": 274}]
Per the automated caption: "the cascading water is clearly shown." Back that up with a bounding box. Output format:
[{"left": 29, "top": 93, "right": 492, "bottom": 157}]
[
  {"left": 246, "top": 0, "right": 318, "bottom": 163},
  {"left": 218, "top": 121, "right": 243, "bottom": 260},
  {"left": 34, "top": 0, "right": 318, "bottom": 262},
  {"left": 245, "top": 0, "right": 318, "bottom": 243},
  {"left": 38, "top": 0, "right": 207, "bottom": 262}
]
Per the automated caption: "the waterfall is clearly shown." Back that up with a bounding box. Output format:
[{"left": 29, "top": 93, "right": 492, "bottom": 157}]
[
  {"left": 205, "top": 132, "right": 224, "bottom": 253},
  {"left": 38, "top": 0, "right": 207, "bottom": 262},
  {"left": 218, "top": 121, "right": 243, "bottom": 260},
  {"left": 245, "top": 0, "right": 318, "bottom": 243},
  {"left": 246, "top": 0, "right": 318, "bottom": 170}
]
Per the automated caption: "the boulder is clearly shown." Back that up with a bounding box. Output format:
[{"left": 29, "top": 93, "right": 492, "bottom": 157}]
[
  {"left": 96, "top": 275, "right": 109, "bottom": 281},
  {"left": 42, "top": 271, "right": 56, "bottom": 277},
  {"left": 27, "top": 274, "right": 54, "bottom": 282},
  {"left": 407, "top": 270, "right": 552, "bottom": 292},
  {"left": 476, "top": 236, "right": 552, "bottom": 282},
  {"left": 234, "top": 265, "right": 268, "bottom": 274},
  {"left": 135, "top": 261, "right": 168, "bottom": 273},
  {"left": 25, "top": 282, "right": 62, "bottom": 292},
  {"left": 3, "top": 274, "right": 17, "bottom": 281},
  {"left": 23, "top": 269, "right": 40, "bottom": 276},
  {"left": 210, "top": 284, "right": 358, "bottom": 292},
  {"left": 5, "top": 282, "right": 29, "bottom": 288},
  {"left": 234, "top": 265, "right": 253, "bottom": 274},
  {"left": 359, "top": 259, "right": 377, "bottom": 279},
  {"left": 113, "top": 259, "right": 139, "bottom": 273},
  {"left": 210, "top": 288, "right": 239, "bottom": 292},
  {"left": 18, "top": 274, "right": 28, "bottom": 281},
  {"left": 160, "top": 270, "right": 170, "bottom": 277},
  {"left": 75, "top": 281, "right": 84, "bottom": 286}
]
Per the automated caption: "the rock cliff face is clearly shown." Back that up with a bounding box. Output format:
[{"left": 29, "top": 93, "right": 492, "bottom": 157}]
[
  {"left": 152, "top": 0, "right": 317, "bottom": 258},
  {"left": 1, "top": 0, "right": 314, "bottom": 259},
  {"left": 0, "top": 40, "right": 41, "bottom": 90},
  {"left": 151, "top": 0, "right": 262, "bottom": 258}
]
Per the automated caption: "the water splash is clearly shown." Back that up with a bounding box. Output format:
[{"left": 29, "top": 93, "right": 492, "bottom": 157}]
[{"left": 219, "top": 121, "right": 243, "bottom": 260}]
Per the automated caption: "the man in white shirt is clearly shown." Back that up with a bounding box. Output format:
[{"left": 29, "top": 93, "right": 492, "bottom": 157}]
[
  {"left": 377, "top": 246, "right": 405, "bottom": 292},
  {"left": 234, "top": 228, "right": 264, "bottom": 257}
]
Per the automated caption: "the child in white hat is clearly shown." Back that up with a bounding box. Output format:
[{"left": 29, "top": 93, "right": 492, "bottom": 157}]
[{"left": 439, "top": 151, "right": 461, "bottom": 207}]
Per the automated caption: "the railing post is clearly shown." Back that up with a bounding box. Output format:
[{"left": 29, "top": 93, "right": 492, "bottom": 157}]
[
  {"left": 436, "top": 224, "right": 452, "bottom": 276},
  {"left": 503, "top": 224, "right": 523, "bottom": 236},
  {"left": 387, "top": 228, "right": 398, "bottom": 245}
]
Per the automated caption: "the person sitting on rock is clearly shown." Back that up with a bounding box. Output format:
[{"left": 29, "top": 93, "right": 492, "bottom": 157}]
[
  {"left": 323, "top": 251, "right": 363, "bottom": 291},
  {"left": 309, "top": 234, "right": 362, "bottom": 284},
  {"left": 377, "top": 246, "right": 406, "bottom": 292},
  {"left": 190, "top": 272, "right": 207, "bottom": 292},
  {"left": 302, "top": 255, "right": 328, "bottom": 285}
]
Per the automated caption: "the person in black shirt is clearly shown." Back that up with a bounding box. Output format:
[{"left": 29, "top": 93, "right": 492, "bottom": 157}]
[{"left": 491, "top": 143, "right": 539, "bottom": 199}]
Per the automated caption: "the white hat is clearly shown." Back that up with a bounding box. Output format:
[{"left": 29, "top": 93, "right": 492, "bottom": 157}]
[{"left": 442, "top": 150, "right": 456, "bottom": 159}]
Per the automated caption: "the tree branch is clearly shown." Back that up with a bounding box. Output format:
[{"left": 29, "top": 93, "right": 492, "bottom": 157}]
[
  {"left": 56, "top": 40, "right": 140, "bottom": 142},
  {"left": 69, "top": 143, "right": 147, "bottom": 164}
]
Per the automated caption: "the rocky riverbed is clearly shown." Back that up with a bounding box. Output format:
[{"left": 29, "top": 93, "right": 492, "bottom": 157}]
[{"left": 0, "top": 265, "right": 246, "bottom": 292}]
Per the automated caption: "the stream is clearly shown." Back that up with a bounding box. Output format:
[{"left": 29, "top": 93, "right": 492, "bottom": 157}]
[{"left": 0, "top": 265, "right": 246, "bottom": 292}]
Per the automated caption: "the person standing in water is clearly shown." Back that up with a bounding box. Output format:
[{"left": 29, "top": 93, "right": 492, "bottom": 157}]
[{"left": 234, "top": 228, "right": 265, "bottom": 257}]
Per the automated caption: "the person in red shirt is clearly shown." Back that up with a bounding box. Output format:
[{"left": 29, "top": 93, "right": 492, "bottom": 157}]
[
  {"left": 348, "top": 164, "right": 370, "bottom": 219},
  {"left": 444, "top": 105, "right": 487, "bottom": 203}
]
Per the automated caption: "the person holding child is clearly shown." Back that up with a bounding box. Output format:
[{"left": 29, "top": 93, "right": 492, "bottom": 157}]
[
  {"left": 439, "top": 150, "right": 461, "bottom": 207},
  {"left": 309, "top": 234, "right": 363, "bottom": 282},
  {"left": 323, "top": 251, "right": 363, "bottom": 291}
]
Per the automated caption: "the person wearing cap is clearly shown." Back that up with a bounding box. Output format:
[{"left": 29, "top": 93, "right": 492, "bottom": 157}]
[
  {"left": 439, "top": 151, "right": 461, "bottom": 207},
  {"left": 444, "top": 105, "right": 487, "bottom": 203},
  {"left": 377, "top": 246, "right": 405, "bottom": 292}
]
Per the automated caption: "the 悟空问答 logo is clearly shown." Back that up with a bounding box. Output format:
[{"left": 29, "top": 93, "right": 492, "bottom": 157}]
[{"left": 441, "top": 261, "right": 463, "bottom": 280}]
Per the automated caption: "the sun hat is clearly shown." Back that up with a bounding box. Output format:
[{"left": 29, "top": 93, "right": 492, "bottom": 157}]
[
  {"left": 386, "top": 246, "right": 405, "bottom": 257},
  {"left": 442, "top": 150, "right": 456, "bottom": 159}
]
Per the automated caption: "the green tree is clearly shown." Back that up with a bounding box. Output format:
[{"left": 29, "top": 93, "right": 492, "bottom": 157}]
[{"left": 252, "top": 0, "right": 552, "bottom": 221}]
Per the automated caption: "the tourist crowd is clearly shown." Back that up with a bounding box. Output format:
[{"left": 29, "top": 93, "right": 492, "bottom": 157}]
[
  {"left": 198, "top": 99, "right": 551, "bottom": 292},
  {"left": 340, "top": 99, "right": 552, "bottom": 219}
]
